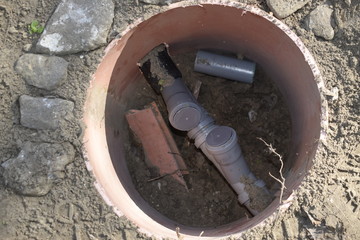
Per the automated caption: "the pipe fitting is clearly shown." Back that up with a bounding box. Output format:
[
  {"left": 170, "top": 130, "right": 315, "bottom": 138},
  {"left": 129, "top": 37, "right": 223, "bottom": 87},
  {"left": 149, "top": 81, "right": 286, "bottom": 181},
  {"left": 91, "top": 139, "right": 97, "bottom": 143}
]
[
  {"left": 204, "top": 126, "right": 270, "bottom": 215},
  {"left": 205, "top": 126, "right": 251, "bottom": 177},
  {"left": 162, "top": 78, "right": 202, "bottom": 131},
  {"left": 187, "top": 113, "right": 216, "bottom": 148}
]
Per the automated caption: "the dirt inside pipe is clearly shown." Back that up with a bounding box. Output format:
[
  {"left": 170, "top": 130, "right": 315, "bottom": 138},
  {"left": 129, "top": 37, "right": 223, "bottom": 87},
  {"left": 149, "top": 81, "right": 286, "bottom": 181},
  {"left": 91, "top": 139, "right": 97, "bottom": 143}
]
[{"left": 125, "top": 50, "right": 290, "bottom": 227}]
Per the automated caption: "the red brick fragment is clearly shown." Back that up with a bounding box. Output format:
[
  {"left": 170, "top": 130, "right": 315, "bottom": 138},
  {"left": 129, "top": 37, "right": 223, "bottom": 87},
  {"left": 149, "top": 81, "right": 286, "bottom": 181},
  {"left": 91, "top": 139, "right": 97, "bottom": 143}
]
[{"left": 126, "top": 102, "right": 188, "bottom": 189}]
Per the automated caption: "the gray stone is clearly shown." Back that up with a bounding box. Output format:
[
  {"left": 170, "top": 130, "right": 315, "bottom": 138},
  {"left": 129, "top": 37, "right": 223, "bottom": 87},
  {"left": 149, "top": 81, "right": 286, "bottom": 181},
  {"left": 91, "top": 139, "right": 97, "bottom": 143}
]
[
  {"left": 8, "top": 26, "right": 18, "bottom": 34},
  {"left": 15, "top": 54, "right": 68, "bottom": 90},
  {"left": 1, "top": 141, "right": 75, "bottom": 196},
  {"left": 306, "top": 4, "right": 334, "bottom": 40},
  {"left": 36, "top": 0, "right": 114, "bottom": 55},
  {"left": 266, "top": 0, "right": 310, "bottom": 19},
  {"left": 19, "top": 95, "right": 74, "bottom": 130}
]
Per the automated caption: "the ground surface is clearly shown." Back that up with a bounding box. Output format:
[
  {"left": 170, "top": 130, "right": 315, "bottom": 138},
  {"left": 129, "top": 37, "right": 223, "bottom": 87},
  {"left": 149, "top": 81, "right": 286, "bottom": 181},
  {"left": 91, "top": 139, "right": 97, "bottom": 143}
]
[{"left": 0, "top": 0, "right": 359, "bottom": 239}]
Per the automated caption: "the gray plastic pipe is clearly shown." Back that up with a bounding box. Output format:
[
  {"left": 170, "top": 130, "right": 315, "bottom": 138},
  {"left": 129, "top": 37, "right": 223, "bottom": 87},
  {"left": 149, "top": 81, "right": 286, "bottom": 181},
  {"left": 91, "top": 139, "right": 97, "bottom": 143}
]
[
  {"left": 159, "top": 76, "right": 269, "bottom": 215},
  {"left": 187, "top": 114, "right": 223, "bottom": 174},
  {"left": 187, "top": 113, "right": 268, "bottom": 215},
  {"left": 139, "top": 44, "right": 268, "bottom": 214},
  {"left": 158, "top": 74, "right": 268, "bottom": 215},
  {"left": 161, "top": 78, "right": 202, "bottom": 131},
  {"left": 194, "top": 50, "right": 256, "bottom": 84},
  {"left": 205, "top": 126, "right": 267, "bottom": 215}
]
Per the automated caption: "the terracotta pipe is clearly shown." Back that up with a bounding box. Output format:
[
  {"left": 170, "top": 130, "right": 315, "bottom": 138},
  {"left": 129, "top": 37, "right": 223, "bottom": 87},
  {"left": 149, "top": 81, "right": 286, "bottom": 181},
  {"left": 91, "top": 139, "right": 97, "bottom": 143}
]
[{"left": 83, "top": 2, "right": 327, "bottom": 239}]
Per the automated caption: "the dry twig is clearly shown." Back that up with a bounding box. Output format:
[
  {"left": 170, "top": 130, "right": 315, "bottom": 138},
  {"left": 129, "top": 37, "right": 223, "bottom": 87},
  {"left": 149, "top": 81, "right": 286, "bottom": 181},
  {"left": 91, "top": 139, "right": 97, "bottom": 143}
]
[
  {"left": 147, "top": 169, "right": 189, "bottom": 182},
  {"left": 258, "top": 138, "right": 286, "bottom": 204}
]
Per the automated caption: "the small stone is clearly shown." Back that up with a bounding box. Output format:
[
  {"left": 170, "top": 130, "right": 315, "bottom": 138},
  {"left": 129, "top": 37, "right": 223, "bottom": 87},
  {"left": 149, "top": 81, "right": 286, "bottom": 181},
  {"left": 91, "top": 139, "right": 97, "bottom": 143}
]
[
  {"left": 306, "top": 4, "right": 335, "bottom": 40},
  {"left": 349, "top": 56, "right": 358, "bottom": 68},
  {"left": 15, "top": 54, "right": 68, "bottom": 90},
  {"left": 19, "top": 95, "right": 74, "bottom": 130},
  {"left": 17, "top": 22, "right": 25, "bottom": 28},
  {"left": 329, "top": 87, "right": 339, "bottom": 101},
  {"left": 248, "top": 110, "right": 257, "bottom": 122},
  {"left": 8, "top": 26, "right": 18, "bottom": 34},
  {"left": 1, "top": 141, "right": 75, "bottom": 196},
  {"left": 22, "top": 44, "right": 32, "bottom": 52},
  {"left": 266, "top": 0, "right": 310, "bottom": 19},
  {"left": 21, "top": 32, "right": 27, "bottom": 39},
  {"left": 36, "top": 0, "right": 114, "bottom": 55},
  {"left": 20, "top": 10, "right": 28, "bottom": 17}
]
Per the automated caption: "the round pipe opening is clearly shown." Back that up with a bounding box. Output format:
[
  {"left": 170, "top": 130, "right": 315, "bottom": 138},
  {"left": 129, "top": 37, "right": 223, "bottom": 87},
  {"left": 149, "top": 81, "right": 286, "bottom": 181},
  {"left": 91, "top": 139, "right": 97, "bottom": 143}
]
[{"left": 84, "top": 2, "right": 325, "bottom": 239}]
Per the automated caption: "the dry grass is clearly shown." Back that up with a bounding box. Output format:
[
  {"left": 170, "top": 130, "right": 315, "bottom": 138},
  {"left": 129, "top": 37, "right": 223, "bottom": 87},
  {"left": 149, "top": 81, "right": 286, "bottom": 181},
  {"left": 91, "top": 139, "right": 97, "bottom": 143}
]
[{"left": 258, "top": 138, "right": 286, "bottom": 204}]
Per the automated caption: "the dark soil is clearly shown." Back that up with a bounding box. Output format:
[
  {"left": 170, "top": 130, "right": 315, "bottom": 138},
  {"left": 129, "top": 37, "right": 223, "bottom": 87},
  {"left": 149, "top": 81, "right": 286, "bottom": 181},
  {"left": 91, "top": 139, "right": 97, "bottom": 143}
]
[{"left": 125, "top": 50, "right": 291, "bottom": 227}]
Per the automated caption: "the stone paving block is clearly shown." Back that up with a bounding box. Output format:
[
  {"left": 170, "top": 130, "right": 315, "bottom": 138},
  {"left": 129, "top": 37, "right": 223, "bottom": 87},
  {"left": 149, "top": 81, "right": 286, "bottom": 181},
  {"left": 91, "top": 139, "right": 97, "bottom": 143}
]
[
  {"left": 15, "top": 54, "right": 68, "bottom": 90},
  {"left": 19, "top": 95, "right": 74, "bottom": 130},
  {"left": 1, "top": 141, "right": 75, "bottom": 196},
  {"left": 36, "top": 0, "right": 114, "bottom": 55}
]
